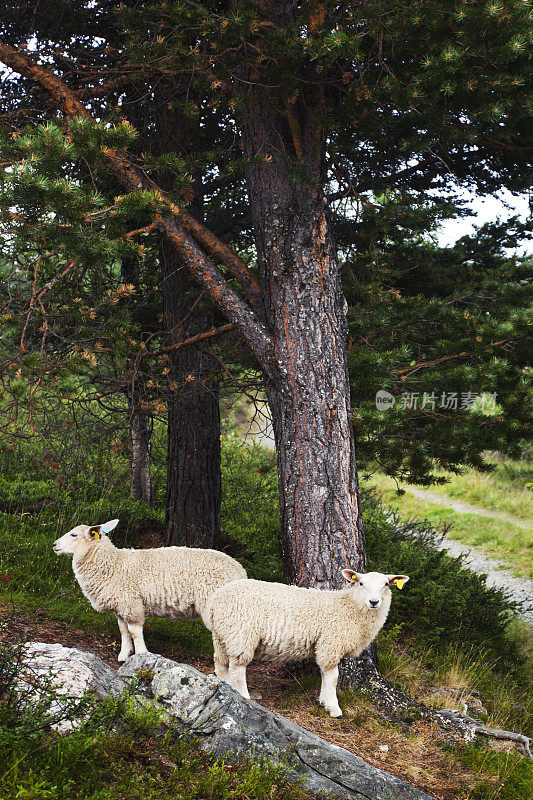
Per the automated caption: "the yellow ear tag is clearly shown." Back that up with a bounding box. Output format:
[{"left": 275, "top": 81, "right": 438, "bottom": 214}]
[
  {"left": 93, "top": 530, "right": 102, "bottom": 541},
  {"left": 393, "top": 578, "right": 406, "bottom": 589}
]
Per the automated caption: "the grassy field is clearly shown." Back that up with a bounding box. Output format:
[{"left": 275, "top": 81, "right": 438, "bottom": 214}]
[
  {"left": 369, "top": 462, "right": 533, "bottom": 579},
  {"left": 417, "top": 458, "right": 533, "bottom": 521}
]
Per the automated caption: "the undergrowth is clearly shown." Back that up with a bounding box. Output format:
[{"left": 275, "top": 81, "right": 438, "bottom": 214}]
[
  {"left": 0, "top": 644, "right": 309, "bottom": 800},
  {"left": 0, "top": 437, "right": 527, "bottom": 666}
]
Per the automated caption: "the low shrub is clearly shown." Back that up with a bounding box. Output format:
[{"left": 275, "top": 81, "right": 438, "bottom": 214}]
[{"left": 0, "top": 644, "right": 310, "bottom": 800}]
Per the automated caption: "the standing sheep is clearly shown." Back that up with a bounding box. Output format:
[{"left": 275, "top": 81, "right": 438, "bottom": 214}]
[
  {"left": 53, "top": 519, "right": 246, "bottom": 662},
  {"left": 206, "top": 570, "right": 409, "bottom": 717}
]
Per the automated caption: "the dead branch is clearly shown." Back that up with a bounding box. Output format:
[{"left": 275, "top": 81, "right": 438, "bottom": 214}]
[
  {"left": 124, "top": 222, "right": 157, "bottom": 239},
  {"left": 159, "top": 323, "right": 235, "bottom": 355}
]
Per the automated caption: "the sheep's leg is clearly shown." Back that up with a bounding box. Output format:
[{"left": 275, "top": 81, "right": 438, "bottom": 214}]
[
  {"left": 127, "top": 622, "right": 148, "bottom": 655},
  {"left": 116, "top": 614, "right": 134, "bottom": 663},
  {"left": 319, "top": 665, "right": 342, "bottom": 718},
  {"left": 212, "top": 632, "right": 229, "bottom": 683},
  {"left": 228, "top": 659, "right": 251, "bottom": 700}
]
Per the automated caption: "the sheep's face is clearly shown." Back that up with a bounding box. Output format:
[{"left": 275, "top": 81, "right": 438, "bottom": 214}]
[
  {"left": 53, "top": 519, "right": 119, "bottom": 556},
  {"left": 342, "top": 570, "right": 409, "bottom": 610}
]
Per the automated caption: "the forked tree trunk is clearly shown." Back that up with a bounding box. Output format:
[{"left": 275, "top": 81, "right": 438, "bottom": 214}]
[{"left": 160, "top": 238, "right": 222, "bottom": 549}]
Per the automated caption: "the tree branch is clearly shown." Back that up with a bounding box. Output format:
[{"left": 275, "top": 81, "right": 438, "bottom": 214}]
[
  {"left": 0, "top": 41, "right": 263, "bottom": 313},
  {"left": 0, "top": 40, "right": 274, "bottom": 374},
  {"left": 395, "top": 352, "right": 470, "bottom": 378},
  {"left": 159, "top": 323, "right": 235, "bottom": 355}
]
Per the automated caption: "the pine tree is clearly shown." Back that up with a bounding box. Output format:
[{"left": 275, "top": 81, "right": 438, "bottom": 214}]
[{"left": 1, "top": 2, "right": 531, "bottom": 689}]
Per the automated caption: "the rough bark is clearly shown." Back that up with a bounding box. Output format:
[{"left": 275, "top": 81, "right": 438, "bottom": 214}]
[
  {"left": 241, "top": 93, "right": 365, "bottom": 590},
  {"left": 160, "top": 237, "right": 222, "bottom": 549},
  {"left": 121, "top": 256, "right": 152, "bottom": 505},
  {"left": 128, "top": 392, "right": 152, "bottom": 504}
]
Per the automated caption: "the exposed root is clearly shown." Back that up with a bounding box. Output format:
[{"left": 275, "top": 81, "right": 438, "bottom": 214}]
[
  {"left": 340, "top": 652, "right": 532, "bottom": 759},
  {"left": 436, "top": 710, "right": 532, "bottom": 759}
]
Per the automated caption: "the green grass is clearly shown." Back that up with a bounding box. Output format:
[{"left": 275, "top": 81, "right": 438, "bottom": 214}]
[
  {"left": 419, "top": 460, "right": 533, "bottom": 522},
  {"left": 371, "top": 474, "right": 533, "bottom": 579},
  {"left": 0, "top": 650, "right": 310, "bottom": 800}
]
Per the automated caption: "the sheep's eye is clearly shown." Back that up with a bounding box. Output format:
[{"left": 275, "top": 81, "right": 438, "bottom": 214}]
[
  {"left": 70, "top": 533, "right": 77, "bottom": 538},
  {"left": 359, "top": 582, "right": 364, "bottom": 588}
]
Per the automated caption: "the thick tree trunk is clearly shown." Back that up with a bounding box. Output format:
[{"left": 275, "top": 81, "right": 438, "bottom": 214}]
[
  {"left": 239, "top": 20, "right": 368, "bottom": 679},
  {"left": 160, "top": 238, "right": 222, "bottom": 549},
  {"left": 243, "top": 100, "right": 365, "bottom": 590},
  {"left": 148, "top": 96, "right": 223, "bottom": 550}
]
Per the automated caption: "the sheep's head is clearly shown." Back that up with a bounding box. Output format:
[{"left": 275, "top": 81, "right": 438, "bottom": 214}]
[
  {"left": 53, "top": 519, "right": 119, "bottom": 556},
  {"left": 342, "top": 570, "right": 409, "bottom": 610}
]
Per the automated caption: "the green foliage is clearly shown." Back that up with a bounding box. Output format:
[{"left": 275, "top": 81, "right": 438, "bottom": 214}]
[
  {"left": 220, "top": 435, "right": 281, "bottom": 581},
  {"left": 345, "top": 199, "right": 532, "bottom": 484},
  {"left": 363, "top": 490, "right": 522, "bottom": 666},
  {"left": 0, "top": 645, "right": 309, "bottom": 800},
  {"left": 453, "top": 744, "right": 533, "bottom": 800},
  {"left": 1, "top": 1, "right": 531, "bottom": 491}
]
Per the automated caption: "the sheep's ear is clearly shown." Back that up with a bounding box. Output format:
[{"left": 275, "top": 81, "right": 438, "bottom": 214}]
[
  {"left": 388, "top": 575, "right": 409, "bottom": 589},
  {"left": 87, "top": 519, "right": 118, "bottom": 540},
  {"left": 100, "top": 519, "right": 119, "bottom": 534},
  {"left": 342, "top": 569, "right": 361, "bottom": 584}
]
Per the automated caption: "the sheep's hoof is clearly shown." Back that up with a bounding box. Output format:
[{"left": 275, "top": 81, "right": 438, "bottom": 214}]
[{"left": 329, "top": 709, "right": 343, "bottom": 718}]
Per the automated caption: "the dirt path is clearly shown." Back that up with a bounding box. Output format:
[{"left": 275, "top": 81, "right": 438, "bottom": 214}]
[
  {"left": 405, "top": 486, "right": 533, "bottom": 530},
  {"left": 433, "top": 537, "right": 533, "bottom": 625}
]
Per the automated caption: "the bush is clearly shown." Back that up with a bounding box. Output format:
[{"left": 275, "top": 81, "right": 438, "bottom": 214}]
[
  {"left": 220, "top": 435, "right": 282, "bottom": 581},
  {"left": 363, "top": 489, "right": 521, "bottom": 666}
]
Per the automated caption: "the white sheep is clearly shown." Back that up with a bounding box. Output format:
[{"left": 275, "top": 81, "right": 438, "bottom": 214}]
[
  {"left": 205, "top": 570, "right": 409, "bottom": 717},
  {"left": 53, "top": 519, "right": 247, "bottom": 662}
]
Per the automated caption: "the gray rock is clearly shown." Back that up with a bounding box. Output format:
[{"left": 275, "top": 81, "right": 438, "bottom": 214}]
[
  {"left": 17, "top": 642, "right": 125, "bottom": 731},
  {"left": 16, "top": 644, "right": 436, "bottom": 799},
  {"left": 119, "top": 653, "right": 436, "bottom": 800}
]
